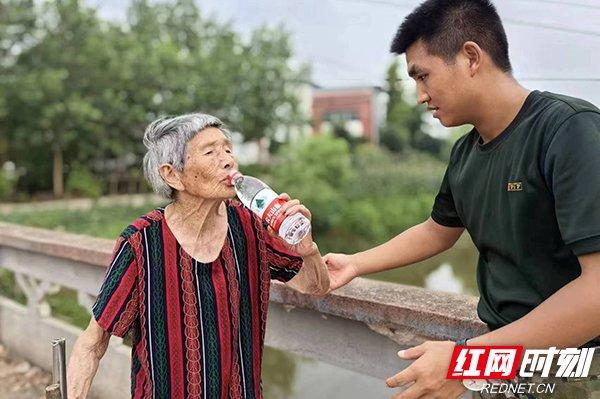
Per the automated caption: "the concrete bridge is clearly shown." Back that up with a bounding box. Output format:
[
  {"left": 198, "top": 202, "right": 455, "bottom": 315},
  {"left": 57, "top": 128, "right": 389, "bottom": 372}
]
[{"left": 0, "top": 222, "right": 487, "bottom": 398}]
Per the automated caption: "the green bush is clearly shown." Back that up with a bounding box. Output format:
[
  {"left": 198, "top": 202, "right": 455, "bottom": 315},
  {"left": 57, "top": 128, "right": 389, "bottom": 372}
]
[
  {"left": 350, "top": 144, "right": 445, "bottom": 199},
  {"left": 273, "top": 135, "right": 355, "bottom": 232},
  {"left": 0, "top": 169, "right": 15, "bottom": 200},
  {"left": 66, "top": 166, "right": 103, "bottom": 199},
  {"left": 271, "top": 137, "right": 444, "bottom": 253}
]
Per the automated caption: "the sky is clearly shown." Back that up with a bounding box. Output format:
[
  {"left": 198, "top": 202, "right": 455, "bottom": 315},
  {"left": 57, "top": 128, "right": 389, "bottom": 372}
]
[{"left": 87, "top": 0, "right": 600, "bottom": 107}]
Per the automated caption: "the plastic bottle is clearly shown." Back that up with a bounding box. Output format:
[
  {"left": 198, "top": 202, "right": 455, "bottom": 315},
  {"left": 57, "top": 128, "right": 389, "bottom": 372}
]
[{"left": 228, "top": 171, "right": 311, "bottom": 245}]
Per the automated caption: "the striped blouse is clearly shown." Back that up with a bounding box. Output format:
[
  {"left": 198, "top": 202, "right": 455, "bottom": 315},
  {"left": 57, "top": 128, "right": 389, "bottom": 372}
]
[{"left": 92, "top": 200, "right": 303, "bottom": 398}]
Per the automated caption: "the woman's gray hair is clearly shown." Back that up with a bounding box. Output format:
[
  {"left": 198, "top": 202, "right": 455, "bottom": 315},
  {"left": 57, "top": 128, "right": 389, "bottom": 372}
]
[{"left": 142, "top": 112, "right": 231, "bottom": 199}]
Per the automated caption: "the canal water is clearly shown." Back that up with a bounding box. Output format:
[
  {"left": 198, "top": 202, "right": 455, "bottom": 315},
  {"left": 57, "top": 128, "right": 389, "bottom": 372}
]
[{"left": 262, "top": 235, "right": 480, "bottom": 398}]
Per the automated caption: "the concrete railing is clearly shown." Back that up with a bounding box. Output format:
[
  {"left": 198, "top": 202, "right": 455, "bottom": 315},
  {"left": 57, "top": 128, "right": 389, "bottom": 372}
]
[{"left": 0, "top": 222, "right": 487, "bottom": 398}]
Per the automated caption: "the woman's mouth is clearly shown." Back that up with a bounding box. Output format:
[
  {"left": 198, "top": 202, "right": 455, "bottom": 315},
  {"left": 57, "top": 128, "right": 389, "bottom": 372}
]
[{"left": 222, "top": 177, "right": 233, "bottom": 186}]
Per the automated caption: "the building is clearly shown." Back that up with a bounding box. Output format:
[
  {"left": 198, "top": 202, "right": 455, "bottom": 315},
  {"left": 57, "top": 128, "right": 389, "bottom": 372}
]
[{"left": 312, "top": 86, "right": 388, "bottom": 143}]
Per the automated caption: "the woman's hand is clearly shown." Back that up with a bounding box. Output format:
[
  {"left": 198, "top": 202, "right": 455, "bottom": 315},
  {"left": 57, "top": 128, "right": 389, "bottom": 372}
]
[{"left": 269, "top": 193, "right": 318, "bottom": 257}]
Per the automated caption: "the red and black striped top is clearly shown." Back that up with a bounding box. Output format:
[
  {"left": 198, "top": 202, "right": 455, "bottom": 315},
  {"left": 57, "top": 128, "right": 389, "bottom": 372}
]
[{"left": 92, "top": 200, "right": 303, "bottom": 398}]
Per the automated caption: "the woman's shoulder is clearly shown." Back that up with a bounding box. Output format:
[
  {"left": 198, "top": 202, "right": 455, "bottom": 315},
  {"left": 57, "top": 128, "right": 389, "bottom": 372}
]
[{"left": 119, "top": 206, "right": 166, "bottom": 241}]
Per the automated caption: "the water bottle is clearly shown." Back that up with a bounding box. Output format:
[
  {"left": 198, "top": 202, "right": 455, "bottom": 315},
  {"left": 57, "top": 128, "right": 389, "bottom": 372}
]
[{"left": 227, "top": 171, "right": 311, "bottom": 245}]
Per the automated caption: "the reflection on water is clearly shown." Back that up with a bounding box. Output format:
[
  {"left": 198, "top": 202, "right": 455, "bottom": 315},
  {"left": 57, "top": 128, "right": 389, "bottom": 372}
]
[
  {"left": 262, "top": 347, "right": 391, "bottom": 399},
  {"left": 262, "top": 346, "right": 299, "bottom": 399},
  {"left": 368, "top": 234, "right": 479, "bottom": 296},
  {"left": 262, "top": 235, "right": 480, "bottom": 397},
  {"left": 425, "top": 263, "right": 464, "bottom": 294}
]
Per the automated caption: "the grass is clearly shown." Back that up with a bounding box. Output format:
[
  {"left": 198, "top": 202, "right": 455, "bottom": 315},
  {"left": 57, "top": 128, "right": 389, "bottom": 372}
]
[
  {"left": 0, "top": 201, "right": 165, "bottom": 239},
  {"left": 0, "top": 201, "right": 165, "bottom": 329}
]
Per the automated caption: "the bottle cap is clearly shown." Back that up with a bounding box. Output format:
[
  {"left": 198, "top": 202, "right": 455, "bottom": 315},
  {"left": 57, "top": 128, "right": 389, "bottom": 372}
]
[{"left": 227, "top": 171, "right": 243, "bottom": 185}]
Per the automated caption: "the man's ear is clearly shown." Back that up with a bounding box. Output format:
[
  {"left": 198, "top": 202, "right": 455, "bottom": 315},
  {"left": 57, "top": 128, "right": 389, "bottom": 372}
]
[
  {"left": 159, "top": 164, "right": 185, "bottom": 192},
  {"left": 462, "top": 41, "right": 482, "bottom": 77}
]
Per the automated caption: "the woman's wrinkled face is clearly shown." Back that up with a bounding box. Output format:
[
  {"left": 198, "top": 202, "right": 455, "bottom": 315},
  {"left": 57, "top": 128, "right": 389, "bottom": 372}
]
[{"left": 178, "top": 127, "right": 238, "bottom": 199}]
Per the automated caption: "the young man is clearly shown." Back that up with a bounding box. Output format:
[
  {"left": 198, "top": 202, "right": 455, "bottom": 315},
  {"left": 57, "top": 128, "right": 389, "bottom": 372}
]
[{"left": 324, "top": 1, "right": 600, "bottom": 398}]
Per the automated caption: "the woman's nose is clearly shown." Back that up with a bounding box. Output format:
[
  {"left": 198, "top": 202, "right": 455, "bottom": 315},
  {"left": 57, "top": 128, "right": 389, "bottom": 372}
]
[{"left": 221, "top": 152, "right": 235, "bottom": 170}]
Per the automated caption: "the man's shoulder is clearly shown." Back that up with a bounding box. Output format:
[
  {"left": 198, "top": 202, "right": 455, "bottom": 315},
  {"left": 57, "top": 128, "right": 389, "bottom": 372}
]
[
  {"left": 538, "top": 91, "right": 600, "bottom": 115},
  {"left": 120, "top": 207, "right": 166, "bottom": 241},
  {"left": 534, "top": 91, "right": 600, "bottom": 131},
  {"left": 531, "top": 92, "right": 600, "bottom": 155}
]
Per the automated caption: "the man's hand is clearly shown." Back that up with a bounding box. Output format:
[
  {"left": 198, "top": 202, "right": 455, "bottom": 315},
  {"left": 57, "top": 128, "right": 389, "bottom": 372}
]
[
  {"left": 322, "top": 252, "right": 360, "bottom": 291},
  {"left": 386, "top": 341, "right": 466, "bottom": 399}
]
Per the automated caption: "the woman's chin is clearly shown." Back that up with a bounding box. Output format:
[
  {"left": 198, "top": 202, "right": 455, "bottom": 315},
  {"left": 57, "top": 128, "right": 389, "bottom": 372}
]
[{"left": 224, "top": 187, "right": 237, "bottom": 199}]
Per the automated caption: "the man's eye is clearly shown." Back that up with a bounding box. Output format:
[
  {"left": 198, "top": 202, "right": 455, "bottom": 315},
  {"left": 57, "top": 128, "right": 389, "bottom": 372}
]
[
  {"left": 225, "top": 149, "right": 232, "bottom": 154},
  {"left": 418, "top": 74, "right": 427, "bottom": 81},
  {"left": 204, "top": 151, "right": 213, "bottom": 155}
]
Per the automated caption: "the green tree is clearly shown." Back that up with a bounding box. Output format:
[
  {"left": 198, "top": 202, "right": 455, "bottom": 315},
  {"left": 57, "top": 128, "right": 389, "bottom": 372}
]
[
  {"left": 0, "top": 0, "right": 37, "bottom": 68},
  {"left": 1, "top": 0, "right": 310, "bottom": 197},
  {"left": 273, "top": 135, "right": 355, "bottom": 232},
  {"left": 380, "top": 59, "right": 444, "bottom": 157},
  {"left": 233, "top": 25, "right": 310, "bottom": 161},
  {"left": 380, "top": 59, "right": 415, "bottom": 153},
  {"left": 1, "top": 0, "right": 109, "bottom": 196}
]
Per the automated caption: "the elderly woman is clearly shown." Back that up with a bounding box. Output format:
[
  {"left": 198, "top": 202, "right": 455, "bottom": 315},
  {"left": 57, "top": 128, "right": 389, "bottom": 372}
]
[{"left": 67, "top": 113, "right": 330, "bottom": 399}]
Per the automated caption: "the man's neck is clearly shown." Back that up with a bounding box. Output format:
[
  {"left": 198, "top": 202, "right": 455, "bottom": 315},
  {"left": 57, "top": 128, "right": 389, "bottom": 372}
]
[{"left": 471, "top": 77, "right": 531, "bottom": 144}]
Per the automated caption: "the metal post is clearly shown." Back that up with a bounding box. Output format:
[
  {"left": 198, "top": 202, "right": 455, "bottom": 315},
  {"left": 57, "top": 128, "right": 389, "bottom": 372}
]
[
  {"left": 51, "top": 338, "right": 67, "bottom": 399},
  {"left": 45, "top": 383, "right": 61, "bottom": 399}
]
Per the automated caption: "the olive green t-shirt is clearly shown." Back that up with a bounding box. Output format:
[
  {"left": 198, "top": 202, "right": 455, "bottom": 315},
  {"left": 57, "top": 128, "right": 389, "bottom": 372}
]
[{"left": 432, "top": 90, "right": 600, "bottom": 346}]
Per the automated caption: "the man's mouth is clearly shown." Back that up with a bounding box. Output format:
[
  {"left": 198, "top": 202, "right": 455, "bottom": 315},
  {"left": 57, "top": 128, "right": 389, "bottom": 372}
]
[{"left": 428, "top": 107, "right": 440, "bottom": 118}]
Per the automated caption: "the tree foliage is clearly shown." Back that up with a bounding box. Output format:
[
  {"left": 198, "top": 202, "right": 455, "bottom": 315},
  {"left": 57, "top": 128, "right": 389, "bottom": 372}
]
[{"left": 0, "top": 0, "right": 309, "bottom": 197}]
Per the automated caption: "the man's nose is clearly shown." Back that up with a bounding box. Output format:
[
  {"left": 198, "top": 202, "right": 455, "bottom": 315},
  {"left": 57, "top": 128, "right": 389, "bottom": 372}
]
[
  {"left": 416, "top": 84, "right": 430, "bottom": 105},
  {"left": 417, "top": 90, "right": 430, "bottom": 105}
]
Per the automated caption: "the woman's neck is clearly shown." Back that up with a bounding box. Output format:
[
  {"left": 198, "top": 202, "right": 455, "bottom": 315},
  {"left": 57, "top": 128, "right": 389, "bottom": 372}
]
[{"left": 165, "top": 192, "right": 227, "bottom": 243}]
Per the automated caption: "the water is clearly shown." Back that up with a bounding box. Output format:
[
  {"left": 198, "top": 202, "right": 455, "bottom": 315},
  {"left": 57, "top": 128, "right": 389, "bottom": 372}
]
[
  {"left": 369, "top": 234, "right": 479, "bottom": 296},
  {"left": 262, "top": 235, "right": 480, "bottom": 398},
  {"left": 262, "top": 348, "right": 392, "bottom": 399}
]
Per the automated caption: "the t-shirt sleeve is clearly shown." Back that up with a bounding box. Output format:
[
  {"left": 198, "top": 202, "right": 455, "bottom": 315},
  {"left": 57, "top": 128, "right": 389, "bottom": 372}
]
[
  {"left": 257, "top": 219, "right": 303, "bottom": 282},
  {"left": 431, "top": 151, "right": 464, "bottom": 228},
  {"left": 543, "top": 111, "right": 600, "bottom": 256},
  {"left": 92, "top": 235, "right": 139, "bottom": 337}
]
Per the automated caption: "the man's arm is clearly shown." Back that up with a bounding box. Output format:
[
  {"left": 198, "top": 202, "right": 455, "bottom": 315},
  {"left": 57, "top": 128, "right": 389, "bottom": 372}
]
[
  {"left": 468, "top": 251, "right": 600, "bottom": 348},
  {"left": 386, "top": 252, "right": 600, "bottom": 399},
  {"left": 66, "top": 318, "right": 111, "bottom": 399},
  {"left": 354, "top": 217, "right": 464, "bottom": 275},
  {"left": 325, "top": 218, "right": 464, "bottom": 290}
]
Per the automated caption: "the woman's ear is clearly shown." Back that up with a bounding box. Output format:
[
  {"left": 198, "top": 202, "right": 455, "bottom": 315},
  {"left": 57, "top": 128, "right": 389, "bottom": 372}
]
[
  {"left": 159, "top": 164, "right": 185, "bottom": 192},
  {"left": 462, "top": 41, "right": 482, "bottom": 77}
]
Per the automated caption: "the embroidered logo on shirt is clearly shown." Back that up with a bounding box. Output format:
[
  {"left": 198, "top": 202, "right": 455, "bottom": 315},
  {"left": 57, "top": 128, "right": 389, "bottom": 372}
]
[{"left": 507, "top": 182, "right": 523, "bottom": 192}]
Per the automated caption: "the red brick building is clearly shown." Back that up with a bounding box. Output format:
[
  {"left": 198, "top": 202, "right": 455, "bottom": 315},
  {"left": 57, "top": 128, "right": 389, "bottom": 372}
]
[{"left": 312, "top": 86, "right": 387, "bottom": 143}]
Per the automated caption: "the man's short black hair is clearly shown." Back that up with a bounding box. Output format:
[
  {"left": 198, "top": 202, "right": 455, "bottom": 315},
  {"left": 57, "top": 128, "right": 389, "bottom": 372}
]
[{"left": 390, "top": 0, "right": 512, "bottom": 73}]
